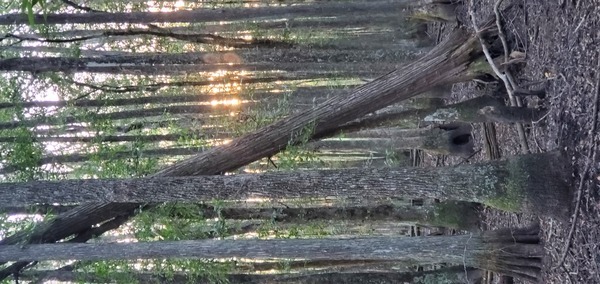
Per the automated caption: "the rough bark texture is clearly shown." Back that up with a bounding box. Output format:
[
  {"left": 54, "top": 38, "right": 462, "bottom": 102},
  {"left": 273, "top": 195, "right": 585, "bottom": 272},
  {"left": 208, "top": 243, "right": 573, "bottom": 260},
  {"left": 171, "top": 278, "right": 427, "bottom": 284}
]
[
  {"left": 0, "top": 46, "right": 424, "bottom": 73},
  {"left": 0, "top": 227, "right": 542, "bottom": 282},
  {"left": 23, "top": 268, "right": 479, "bottom": 284},
  {"left": 0, "top": 104, "right": 236, "bottom": 131},
  {"left": 0, "top": 204, "right": 77, "bottom": 215},
  {"left": 154, "top": 28, "right": 480, "bottom": 177},
  {"left": 309, "top": 124, "right": 474, "bottom": 156},
  {"left": 0, "top": 93, "right": 271, "bottom": 109},
  {"left": 423, "top": 95, "right": 545, "bottom": 123},
  {"left": 0, "top": 152, "right": 571, "bottom": 219},
  {"left": 340, "top": 95, "right": 545, "bottom": 132},
  {"left": 165, "top": 202, "right": 480, "bottom": 231},
  {"left": 0, "top": 57, "right": 398, "bottom": 75},
  {"left": 0, "top": 147, "right": 202, "bottom": 175},
  {"left": 0, "top": 27, "right": 482, "bottom": 279},
  {"left": 0, "top": 133, "right": 230, "bottom": 144},
  {"left": 0, "top": 1, "right": 413, "bottom": 25}
]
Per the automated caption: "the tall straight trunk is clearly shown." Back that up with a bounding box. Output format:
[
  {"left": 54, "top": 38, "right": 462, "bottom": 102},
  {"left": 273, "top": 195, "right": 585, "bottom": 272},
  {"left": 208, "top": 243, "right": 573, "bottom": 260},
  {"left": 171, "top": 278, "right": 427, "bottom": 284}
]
[
  {"left": 188, "top": 202, "right": 480, "bottom": 231},
  {"left": 65, "top": 75, "right": 331, "bottom": 94},
  {"left": 0, "top": 104, "right": 242, "bottom": 131},
  {"left": 23, "top": 267, "right": 479, "bottom": 284},
  {"left": 0, "top": 133, "right": 230, "bottom": 144},
  {"left": 0, "top": 1, "right": 413, "bottom": 25},
  {"left": 5, "top": 86, "right": 343, "bottom": 112},
  {"left": 29, "top": 117, "right": 219, "bottom": 136},
  {"left": 0, "top": 93, "right": 272, "bottom": 110},
  {"left": 0, "top": 57, "right": 398, "bottom": 76},
  {"left": 309, "top": 124, "right": 474, "bottom": 156},
  {"left": 0, "top": 227, "right": 543, "bottom": 282},
  {"left": 213, "top": 13, "right": 416, "bottom": 33},
  {"left": 0, "top": 27, "right": 484, "bottom": 280},
  {"left": 0, "top": 147, "right": 210, "bottom": 175},
  {"left": 0, "top": 204, "right": 77, "bottom": 215},
  {"left": 19, "top": 12, "right": 413, "bottom": 40},
  {"left": 0, "top": 152, "right": 571, "bottom": 219},
  {"left": 2, "top": 47, "right": 425, "bottom": 65}
]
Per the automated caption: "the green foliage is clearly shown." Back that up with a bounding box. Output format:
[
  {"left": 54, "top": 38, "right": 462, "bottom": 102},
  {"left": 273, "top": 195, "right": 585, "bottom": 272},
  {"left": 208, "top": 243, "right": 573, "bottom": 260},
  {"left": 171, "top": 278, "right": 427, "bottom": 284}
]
[
  {"left": 276, "top": 121, "right": 322, "bottom": 170},
  {"left": 0, "top": 127, "right": 44, "bottom": 181},
  {"left": 176, "top": 127, "right": 211, "bottom": 149},
  {"left": 74, "top": 140, "right": 159, "bottom": 178},
  {"left": 0, "top": 79, "right": 45, "bottom": 181},
  {"left": 133, "top": 203, "right": 242, "bottom": 242},
  {"left": 78, "top": 260, "right": 138, "bottom": 284},
  {"left": 0, "top": 213, "right": 38, "bottom": 243},
  {"left": 146, "top": 259, "right": 233, "bottom": 284},
  {"left": 257, "top": 217, "right": 332, "bottom": 239},
  {"left": 21, "top": 0, "right": 42, "bottom": 25},
  {"left": 19, "top": 0, "right": 65, "bottom": 26}
]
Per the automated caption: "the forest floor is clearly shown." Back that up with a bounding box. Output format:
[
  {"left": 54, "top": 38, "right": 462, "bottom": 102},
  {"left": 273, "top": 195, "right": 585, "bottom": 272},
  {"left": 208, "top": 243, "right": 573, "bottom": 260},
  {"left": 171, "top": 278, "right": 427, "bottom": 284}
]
[{"left": 444, "top": 0, "right": 599, "bottom": 283}]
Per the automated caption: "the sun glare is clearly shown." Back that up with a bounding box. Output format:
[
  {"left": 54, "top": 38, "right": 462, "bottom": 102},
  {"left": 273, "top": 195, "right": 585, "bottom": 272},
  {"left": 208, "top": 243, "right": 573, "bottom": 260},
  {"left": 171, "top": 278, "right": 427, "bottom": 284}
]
[{"left": 210, "top": 99, "right": 240, "bottom": 106}]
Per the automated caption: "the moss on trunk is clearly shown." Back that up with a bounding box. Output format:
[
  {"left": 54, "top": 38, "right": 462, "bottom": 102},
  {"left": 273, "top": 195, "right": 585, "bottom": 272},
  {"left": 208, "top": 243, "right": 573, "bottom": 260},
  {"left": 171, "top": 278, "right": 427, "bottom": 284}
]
[{"left": 484, "top": 151, "right": 573, "bottom": 220}]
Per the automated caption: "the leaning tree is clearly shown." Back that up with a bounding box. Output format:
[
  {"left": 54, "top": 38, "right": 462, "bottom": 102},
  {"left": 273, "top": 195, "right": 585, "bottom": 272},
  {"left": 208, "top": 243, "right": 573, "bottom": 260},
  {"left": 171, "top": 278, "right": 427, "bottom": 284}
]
[{"left": 0, "top": 8, "right": 564, "bottom": 283}]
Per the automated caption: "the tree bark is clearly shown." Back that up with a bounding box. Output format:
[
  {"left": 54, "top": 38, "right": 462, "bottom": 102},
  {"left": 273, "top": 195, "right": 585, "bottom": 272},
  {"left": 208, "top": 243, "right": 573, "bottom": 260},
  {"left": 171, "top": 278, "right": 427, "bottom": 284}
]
[
  {"left": 0, "top": 104, "right": 241, "bottom": 131},
  {"left": 0, "top": 58, "right": 397, "bottom": 76},
  {"left": 0, "top": 152, "right": 571, "bottom": 219},
  {"left": 0, "top": 93, "right": 272, "bottom": 110},
  {"left": 338, "top": 95, "right": 545, "bottom": 132},
  {"left": 0, "top": 147, "right": 206, "bottom": 175},
  {"left": 65, "top": 75, "right": 328, "bottom": 94},
  {"left": 422, "top": 95, "right": 545, "bottom": 123},
  {"left": 0, "top": 86, "right": 342, "bottom": 113},
  {"left": 0, "top": 1, "right": 413, "bottom": 25},
  {"left": 19, "top": 12, "right": 416, "bottom": 42},
  {"left": 0, "top": 132, "right": 231, "bottom": 144},
  {"left": 310, "top": 123, "right": 474, "bottom": 156},
  {"left": 0, "top": 27, "right": 483, "bottom": 279},
  {"left": 153, "top": 27, "right": 481, "bottom": 177},
  {"left": 0, "top": 204, "right": 77, "bottom": 215},
  {"left": 0, "top": 227, "right": 543, "bottom": 282},
  {"left": 163, "top": 202, "right": 480, "bottom": 231},
  {"left": 2, "top": 47, "right": 424, "bottom": 65},
  {"left": 23, "top": 267, "right": 479, "bottom": 284}
]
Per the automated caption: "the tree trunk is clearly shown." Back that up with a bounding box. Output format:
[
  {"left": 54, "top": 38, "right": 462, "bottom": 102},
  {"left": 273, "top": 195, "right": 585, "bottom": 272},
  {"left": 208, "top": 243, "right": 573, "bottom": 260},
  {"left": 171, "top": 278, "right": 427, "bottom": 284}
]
[
  {"left": 0, "top": 104, "right": 241, "bottom": 131},
  {"left": 0, "top": 1, "right": 413, "bottom": 25},
  {"left": 0, "top": 58, "right": 398, "bottom": 76},
  {"left": 22, "top": 267, "right": 479, "bottom": 284},
  {"left": 0, "top": 86, "right": 356, "bottom": 115},
  {"left": 0, "top": 27, "right": 484, "bottom": 279},
  {"left": 0, "top": 93, "right": 273, "bottom": 110},
  {"left": 423, "top": 95, "right": 545, "bottom": 124},
  {"left": 0, "top": 132, "right": 231, "bottom": 144},
  {"left": 0, "top": 147, "right": 206, "bottom": 175},
  {"left": 338, "top": 95, "right": 545, "bottom": 132},
  {"left": 0, "top": 152, "right": 571, "bottom": 219},
  {"left": 0, "top": 227, "right": 543, "bottom": 282},
  {"left": 310, "top": 123, "right": 474, "bottom": 156},
  {"left": 154, "top": 27, "right": 481, "bottom": 177},
  {"left": 24, "top": 13, "right": 414, "bottom": 41},
  {"left": 0, "top": 204, "right": 77, "bottom": 215},
  {"left": 65, "top": 74, "right": 328, "bottom": 94},
  {"left": 163, "top": 202, "right": 480, "bottom": 231},
  {"left": 3, "top": 47, "right": 422, "bottom": 65}
]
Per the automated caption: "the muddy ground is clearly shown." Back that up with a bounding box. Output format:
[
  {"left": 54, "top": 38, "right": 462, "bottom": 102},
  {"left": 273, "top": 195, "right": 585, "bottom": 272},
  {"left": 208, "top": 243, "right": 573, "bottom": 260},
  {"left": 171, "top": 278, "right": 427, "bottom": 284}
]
[{"left": 439, "top": 0, "right": 599, "bottom": 283}]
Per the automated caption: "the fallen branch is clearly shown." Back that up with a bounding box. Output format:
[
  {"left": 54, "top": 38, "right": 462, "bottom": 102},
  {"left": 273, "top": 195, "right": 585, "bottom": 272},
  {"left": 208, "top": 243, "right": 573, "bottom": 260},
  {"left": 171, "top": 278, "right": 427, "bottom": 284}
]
[{"left": 468, "top": 0, "right": 530, "bottom": 153}]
